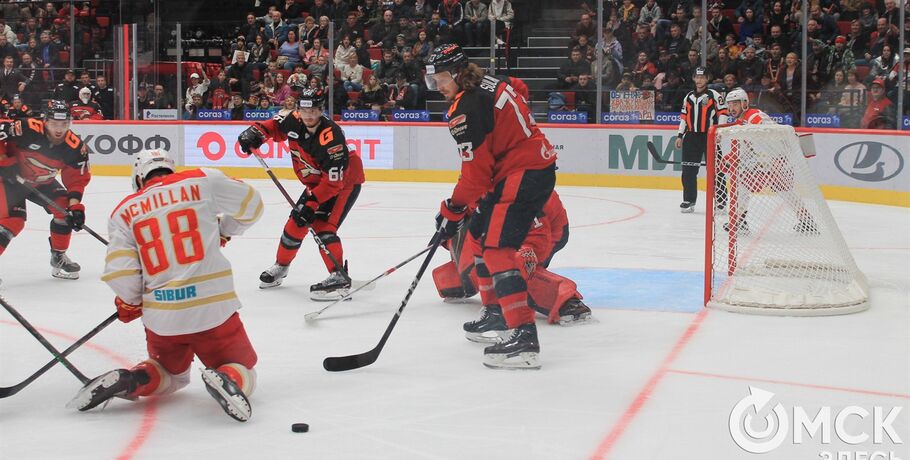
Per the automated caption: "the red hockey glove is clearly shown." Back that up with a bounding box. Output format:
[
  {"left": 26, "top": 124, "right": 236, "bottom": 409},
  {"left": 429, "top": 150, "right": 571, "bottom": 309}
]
[
  {"left": 517, "top": 246, "right": 538, "bottom": 277},
  {"left": 220, "top": 235, "right": 231, "bottom": 247},
  {"left": 66, "top": 203, "right": 86, "bottom": 231},
  {"left": 115, "top": 297, "right": 142, "bottom": 323},
  {"left": 435, "top": 199, "right": 467, "bottom": 242}
]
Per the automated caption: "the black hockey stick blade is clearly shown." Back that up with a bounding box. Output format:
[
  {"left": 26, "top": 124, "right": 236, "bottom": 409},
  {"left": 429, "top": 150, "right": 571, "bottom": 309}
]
[
  {"left": 323, "top": 232, "right": 444, "bottom": 372},
  {"left": 0, "top": 313, "right": 118, "bottom": 398},
  {"left": 648, "top": 140, "right": 706, "bottom": 167}
]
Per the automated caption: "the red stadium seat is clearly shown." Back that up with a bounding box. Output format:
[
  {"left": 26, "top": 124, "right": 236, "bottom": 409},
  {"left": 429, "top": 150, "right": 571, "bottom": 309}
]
[
  {"left": 277, "top": 69, "right": 291, "bottom": 81},
  {"left": 58, "top": 50, "right": 69, "bottom": 65},
  {"left": 96, "top": 16, "right": 110, "bottom": 28},
  {"left": 733, "top": 23, "right": 741, "bottom": 37},
  {"left": 722, "top": 9, "right": 736, "bottom": 21},
  {"left": 347, "top": 91, "right": 361, "bottom": 101},
  {"left": 837, "top": 21, "right": 851, "bottom": 36},
  {"left": 855, "top": 65, "right": 870, "bottom": 81},
  {"left": 563, "top": 91, "right": 576, "bottom": 110},
  {"left": 367, "top": 47, "right": 382, "bottom": 61},
  {"left": 362, "top": 68, "right": 373, "bottom": 82},
  {"left": 252, "top": 69, "right": 261, "bottom": 81}
]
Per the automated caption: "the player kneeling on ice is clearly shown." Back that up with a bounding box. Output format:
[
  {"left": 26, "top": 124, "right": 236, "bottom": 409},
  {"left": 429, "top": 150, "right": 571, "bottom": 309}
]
[
  {"left": 721, "top": 88, "right": 818, "bottom": 236},
  {"left": 237, "top": 88, "right": 365, "bottom": 300},
  {"left": 433, "top": 189, "right": 592, "bottom": 343},
  {"left": 69, "top": 149, "right": 263, "bottom": 422},
  {"left": 427, "top": 44, "right": 558, "bottom": 370},
  {"left": 0, "top": 101, "right": 90, "bottom": 279}
]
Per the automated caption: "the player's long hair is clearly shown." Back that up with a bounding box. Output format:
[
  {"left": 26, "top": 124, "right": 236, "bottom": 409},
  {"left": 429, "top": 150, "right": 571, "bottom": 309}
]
[{"left": 457, "top": 63, "right": 485, "bottom": 92}]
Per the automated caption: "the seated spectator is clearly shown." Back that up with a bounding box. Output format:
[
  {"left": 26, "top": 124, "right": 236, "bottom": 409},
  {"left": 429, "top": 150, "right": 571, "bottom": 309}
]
[
  {"left": 137, "top": 84, "right": 152, "bottom": 114},
  {"left": 861, "top": 78, "right": 893, "bottom": 128},
  {"left": 240, "top": 12, "right": 261, "bottom": 43},
  {"left": 840, "top": 69, "right": 866, "bottom": 107},
  {"left": 869, "top": 45, "right": 897, "bottom": 83},
  {"left": 299, "top": 16, "right": 319, "bottom": 48},
  {"left": 664, "top": 24, "right": 690, "bottom": 57},
  {"left": 282, "top": 95, "right": 297, "bottom": 112},
  {"left": 721, "top": 73, "right": 739, "bottom": 94},
  {"left": 354, "top": 36, "right": 371, "bottom": 67},
  {"left": 0, "top": 34, "right": 17, "bottom": 66},
  {"left": 339, "top": 13, "right": 364, "bottom": 43},
  {"left": 185, "top": 72, "right": 210, "bottom": 107},
  {"left": 685, "top": 7, "right": 703, "bottom": 42},
  {"left": 638, "top": 0, "right": 662, "bottom": 31},
  {"left": 766, "top": 1, "right": 788, "bottom": 29},
  {"left": 440, "top": 0, "right": 465, "bottom": 44},
  {"left": 808, "top": 3, "right": 838, "bottom": 43},
  {"left": 616, "top": 72, "right": 637, "bottom": 90},
  {"left": 307, "top": 37, "right": 329, "bottom": 65},
  {"left": 707, "top": 4, "right": 734, "bottom": 43},
  {"left": 308, "top": 75, "right": 323, "bottom": 89},
  {"left": 764, "top": 43, "right": 785, "bottom": 83},
  {"left": 227, "top": 52, "right": 254, "bottom": 97},
  {"left": 488, "top": 0, "right": 514, "bottom": 45},
  {"left": 0, "top": 16, "right": 16, "bottom": 46},
  {"left": 184, "top": 94, "right": 205, "bottom": 120},
  {"left": 258, "top": 93, "right": 274, "bottom": 111},
  {"left": 0, "top": 56, "right": 26, "bottom": 100},
  {"left": 679, "top": 49, "right": 700, "bottom": 83},
  {"left": 244, "top": 94, "right": 260, "bottom": 110},
  {"left": 287, "top": 64, "right": 309, "bottom": 91},
  {"left": 264, "top": 10, "right": 290, "bottom": 44},
  {"left": 209, "top": 70, "right": 230, "bottom": 93},
  {"left": 737, "top": 46, "right": 763, "bottom": 88},
  {"left": 735, "top": 0, "right": 763, "bottom": 24},
  {"left": 463, "top": 0, "right": 489, "bottom": 47},
  {"left": 248, "top": 34, "right": 270, "bottom": 70},
  {"left": 279, "top": 29, "right": 305, "bottom": 69},
  {"left": 600, "top": 28, "right": 624, "bottom": 86},
  {"left": 309, "top": 55, "right": 329, "bottom": 81},
  {"left": 738, "top": 8, "right": 761, "bottom": 44},
  {"left": 631, "top": 51, "right": 658, "bottom": 87},
  {"left": 426, "top": 11, "right": 445, "bottom": 44},
  {"left": 92, "top": 75, "right": 114, "bottom": 119},
  {"left": 658, "top": 72, "right": 687, "bottom": 111},
  {"left": 412, "top": 30, "right": 434, "bottom": 63},
  {"left": 557, "top": 48, "right": 591, "bottom": 89},
  {"left": 361, "top": 74, "right": 386, "bottom": 109},
  {"left": 385, "top": 71, "right": 416, "bottom": 110},
  {"left": 279, "top": 0, "right": 303, "bottom": 20},
  {"left": 575, "top": 35, "right": 595, "bottom": 62},
  {"left": 360, "top": 0, "right": 384, "bottom": 30},
  {"left": 868, "top": 18, "right": 899, "bottom": 61},
  {"left": 369, "top": 10, "right": 398, "bottom": 48},
  {"left": 310, "top": 0, "right": 334, "bottom": 22},
  {"left": 272, "top": 73, "right": 292, "bottom": 106},
  {"left": 690, "top": 27, "right": 719, "bottom": 63},
  {"left": 375, "top": 48, "right": 401, "bottom": 85},
  {"left": 410, "top": 0, "right": 434, "bottom": 22},
  {"left": 571, "top": 72, "right": 597, "bottom": 120},
  {"left": 316, "top": 15, "right": 332, "bottom": 42},
  {"left": 820, "top": 69, "right": 847, "bottom": 113},
  {"left": 53, "top": 69, "right": 80, "bottom": 103},
  {"left": 335, "top": 34, "right": 357, "bottom": 69},
  {"left": 393, "top": 33, "right": 409, "bottom": 56},
  {"left": 723, "top": 33, "right": 742, "bottom": 60},
  {"left": 767, "top": 24, "right": 791, "bottom": 56},
  {"left": 628, "top": 24, "right": 657, "bottom": 66},
  {"left": 340, "top": 53, "right": 365, "bottom": 92},
  {"left": 398, "top": 16, "right": 417, "bottom": 43},
  {"left": 151, "top": 84, "right": 175, "bottom": 110}
]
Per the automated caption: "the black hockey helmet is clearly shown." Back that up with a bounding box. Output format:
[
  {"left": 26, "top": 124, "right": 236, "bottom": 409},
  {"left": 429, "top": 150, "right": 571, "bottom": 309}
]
[
  {"left": 44, "top": 100, "right": 71, "bottom": 121},
  {"left": 425, "top": 43, "right": 467, "bottom": 90},
  {"left": 693, "top": 66, "right": 707, "bottom": 78},
  {"left": 298, "top": 87, "right": 326, "bottom": 109}
]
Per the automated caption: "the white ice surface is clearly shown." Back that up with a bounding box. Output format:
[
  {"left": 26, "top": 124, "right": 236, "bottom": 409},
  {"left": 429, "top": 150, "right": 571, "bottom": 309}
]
[{"left": 0, "top": 177, "right": 907, "bottom": 460}]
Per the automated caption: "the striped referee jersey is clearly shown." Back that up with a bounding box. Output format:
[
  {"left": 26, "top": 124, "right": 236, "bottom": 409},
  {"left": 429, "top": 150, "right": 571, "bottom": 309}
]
[{"left": 677, "top": 89, "right": 728, "bottom": 136}]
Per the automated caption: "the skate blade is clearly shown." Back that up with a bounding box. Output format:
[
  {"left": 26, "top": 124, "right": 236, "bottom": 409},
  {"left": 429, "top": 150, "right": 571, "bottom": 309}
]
[
  {"left": 558, "top": 314, "right": 597, "bottom": 327},
  {"left": 465, "top": 329, "right": 510, "bottom": 344},
  {"left": 200, "top": 369, "right": 251, "bottom": 422},
  {"left": 67, "top": 371, "right": 121, "bottom": 411},
  {"left": 309, "top": 289, "right": 351, "bottom": 302},
  {"left": 258, "top": 279, "right": 284, "bottom": 289},
  {"left": 482, "top": 352, "right": 541, "bottom": 370},
  {"left": 680, "top": 207, "right": 695, "bottom": 214},
  {"left": 52, "top": 270, "right": 79, "bottom": 280}
]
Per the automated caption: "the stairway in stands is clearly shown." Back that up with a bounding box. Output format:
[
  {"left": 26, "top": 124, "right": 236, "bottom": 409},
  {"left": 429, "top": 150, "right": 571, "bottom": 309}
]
[{"left": 425, "top": 1, "right": 579, "bottom": 120}]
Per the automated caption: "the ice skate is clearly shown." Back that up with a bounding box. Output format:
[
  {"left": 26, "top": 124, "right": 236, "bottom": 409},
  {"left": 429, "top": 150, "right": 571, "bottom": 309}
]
[
  {"left": 483, "top": 323, "right": 541, "bottom": 370},
  {"left": 309, "top": 270, "right": 351, "bottom": 301},
  {"left": 679, "top": 201, "right": 695, "bottom": 213},
  {"left": 201, "top": 368, "right": 251, "bottom": 422},
  {"left": 557, "top": 298, "right": 593, "bottom": 326},
  {"left": 67, "top": 369, "right": 144, "bottom": 411},
  {"left": 463, "top": 305, "right": 510, "bottom": 344},
  {"left": 50, "top": 250, "right": 80, "bottom": 280},
  {"left": 259, "top": 263, "right": 289, "bottom": 289},
  {"left": 723, "top": 218, "right": 750, "bottom": 236}
]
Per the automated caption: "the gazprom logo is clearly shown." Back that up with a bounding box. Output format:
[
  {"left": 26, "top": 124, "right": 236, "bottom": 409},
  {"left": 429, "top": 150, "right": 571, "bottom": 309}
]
[{"left": 834, "top": 141, "right": 904, "bottom": 182}]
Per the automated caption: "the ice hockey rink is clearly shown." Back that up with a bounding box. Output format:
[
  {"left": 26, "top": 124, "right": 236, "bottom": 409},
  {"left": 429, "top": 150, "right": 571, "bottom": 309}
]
[{"left": 1, "top": 177, "right": 907, "bottom": 459}]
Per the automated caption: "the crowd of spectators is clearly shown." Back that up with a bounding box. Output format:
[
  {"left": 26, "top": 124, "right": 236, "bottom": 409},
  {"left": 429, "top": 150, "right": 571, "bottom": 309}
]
[{"left": 554, "top": 0, "right": 909, "bottom": 127}]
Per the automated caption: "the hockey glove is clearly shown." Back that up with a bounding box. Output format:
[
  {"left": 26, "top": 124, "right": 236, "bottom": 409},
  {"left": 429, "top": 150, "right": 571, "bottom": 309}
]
[
  {"left": 237, "top": 126, "right": 265, "bottom": 154},
  {"left": 517, "top": 246, "right": 538, "bottom": 277},
  {"left": 290, "top": 198, "right": 318, "bottom": 227},
  {"left": 66, "top": 203, "right": 86, "bottom": 231},
  {"left": 435, "top": 199, "right": 467, "bottom": 242},
  {"left": 220, "top": 235, "right": 231, "bottom": 247},
  {"left": 115, "top": 297, "right": 142, "bottom": 323}
]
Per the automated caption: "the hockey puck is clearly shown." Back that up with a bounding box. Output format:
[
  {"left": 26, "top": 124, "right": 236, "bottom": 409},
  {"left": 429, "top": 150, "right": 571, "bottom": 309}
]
[{"left": 291, "top": 423, "right": 309, "bottom": 433}]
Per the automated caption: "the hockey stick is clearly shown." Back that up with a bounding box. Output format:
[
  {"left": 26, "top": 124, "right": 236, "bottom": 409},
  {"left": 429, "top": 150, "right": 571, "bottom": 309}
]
[
  {"left": 647, "top": 141, "right": 706, "bottom": 167},
  {"left": 0, "top": 309, "right": 118, "bottom": 399},
  {"left": 323, "top": 231, "right": 444, "bottom": 372},
  {"left": 304, "top": 245, "right": 434, "bottom": 321},
  {"left": 249, "top": 151, "right": 350, "bottom": 279},
  {"left": 0, "top": 295, "right": 91, "bottom": 384},
  {"left": 6, "top": 176, "right": 109, "bottom": 245}
]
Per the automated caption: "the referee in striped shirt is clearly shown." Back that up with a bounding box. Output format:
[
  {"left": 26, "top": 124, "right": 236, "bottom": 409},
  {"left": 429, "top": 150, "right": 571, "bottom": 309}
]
[{"left": 674, "top": 67, "right": 727, "bottom": 213}]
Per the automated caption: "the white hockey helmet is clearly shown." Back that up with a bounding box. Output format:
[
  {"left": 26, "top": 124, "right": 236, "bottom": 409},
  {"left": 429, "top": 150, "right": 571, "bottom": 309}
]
[
  {"left": 132, "top": 149, "right": 176, "bottom": 191},
  {"left": 726, "top": 88, "right": 750, "bottom": 107}
]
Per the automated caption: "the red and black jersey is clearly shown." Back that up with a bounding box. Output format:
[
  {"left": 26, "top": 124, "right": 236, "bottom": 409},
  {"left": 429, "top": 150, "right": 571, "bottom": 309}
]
[
  {"left": 254, "top": 112, "right": 365, "bottom": 204},
  {"left": 446, "top": 74, "right": 557, "bottom": 207},
  {"left": 0, "top": 118, "right": 91, "bottom": 201},
  {"left": 70, "top": 101, "right": 104, "bottom": 120}
]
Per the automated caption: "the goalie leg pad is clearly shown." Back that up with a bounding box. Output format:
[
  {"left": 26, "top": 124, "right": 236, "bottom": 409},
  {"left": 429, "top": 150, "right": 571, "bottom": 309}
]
[{"left": 433, "top": 261, "right": 468, "bottom": 299}]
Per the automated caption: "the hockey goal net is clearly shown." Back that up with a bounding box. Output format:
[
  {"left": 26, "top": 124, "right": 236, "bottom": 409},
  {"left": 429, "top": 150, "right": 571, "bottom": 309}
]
[{"left": 705, "top": 123, "right": 868, "bottom": 316}]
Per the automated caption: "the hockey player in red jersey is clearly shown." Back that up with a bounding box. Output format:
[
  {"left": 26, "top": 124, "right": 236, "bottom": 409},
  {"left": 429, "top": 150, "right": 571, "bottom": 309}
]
[
  {"left": 426, "top": 44, "right": 557, "bottom": 370},
  {"left": 0, "top": 101, "right": 90, "bottom": 279},
  {"left": 69, "top": 149, "right": 263, "bottom": 422},
  {"left": 432, "top": 189, "right": 592, "bottom": 343},
  {"left": 238, "top": 88, "right": 365, "bottom": 299}
]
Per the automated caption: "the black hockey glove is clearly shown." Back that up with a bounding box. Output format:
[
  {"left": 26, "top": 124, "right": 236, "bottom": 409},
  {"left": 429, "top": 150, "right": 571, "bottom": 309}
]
[
  {"left": 435, "top": 199, "right": 467, "bottom": 242},
  {"left": 290, "top": 196, "right": 319, "bottom": 227},
  {"left": 66, "top": 203, "right": 86, "bottom": 231},
  {"left": 237, "top": 126, "right": 265, "bottom": 154}
]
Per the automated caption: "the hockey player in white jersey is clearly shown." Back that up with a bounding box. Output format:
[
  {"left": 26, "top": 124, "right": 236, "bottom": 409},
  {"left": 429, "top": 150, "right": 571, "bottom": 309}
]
[{"left": 68, "top": 149, "right": 263, "bottom": 422}]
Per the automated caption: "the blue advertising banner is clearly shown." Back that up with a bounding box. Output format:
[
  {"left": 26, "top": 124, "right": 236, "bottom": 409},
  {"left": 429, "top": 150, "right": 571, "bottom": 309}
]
[
  {"left": 389, "top": 110, "right": 430, "bottom": 122},
  {"left": 804, "top": 113, "right": 840, "bottom": 128},
  {"left": 653, "top": 112, "right": 680, "bottom": 125},
  {"left": 196, "top": 109, "right": 232, "bottom": 120},
  {"left": 602, "top": 112, "right": 641, "bottom": 124},
  {"left": 767, "top": 113, "right": 794, "bottom": 125},
  {"left": 547, "top": 111, "right": 588, "bottom": 123},
  {"left": 242, "top": 110, "right": 277, "bottom": 120},
  {"left": 902, "top": 115, "right": 910, "bottom": 130},
  {"left": 342, "top": 110, "right": 381, "bottom": 121}
]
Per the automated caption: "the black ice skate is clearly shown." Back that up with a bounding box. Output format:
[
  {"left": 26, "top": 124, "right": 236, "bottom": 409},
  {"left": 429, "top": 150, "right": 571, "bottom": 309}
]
[
  {"left": 67, "top": 369, "right": 145, "bottom": 411},
  {"left": 463, "top": 305, "right": 510, "bottom": 344},
  {"left": 201, "top": 368, "right": 251, "bottom": 422},
  {"left": 259, "top": 263, "right": 289, "bottom": 289},
  {"left": 557, "top": 298, "right": 593, "bottom": 326},
  {"left": 679, "top": 201, "right": 695, "bottom": 213},
  {"left": 483, "top": 323, "right": 541, "bottom": 370},
  {"left": 50, "top": 249, "right": 80, "bottom": 280},
  {"left": 309, "top": 270, "right": 352, "bottom": 301}
]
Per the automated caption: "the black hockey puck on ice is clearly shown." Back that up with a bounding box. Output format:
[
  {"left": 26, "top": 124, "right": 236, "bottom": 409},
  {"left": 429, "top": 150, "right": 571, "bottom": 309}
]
[{"left": 291, "top": 423, "right": 309, "bottom": 433}]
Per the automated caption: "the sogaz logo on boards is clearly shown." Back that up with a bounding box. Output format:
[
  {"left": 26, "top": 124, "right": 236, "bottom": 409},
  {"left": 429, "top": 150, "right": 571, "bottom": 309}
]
[
  {"left": 608, "top": 135, "right": 681, "bottom": 171},
  {"left": 834, "top": 141, "right": 904, "bottom": 182}
]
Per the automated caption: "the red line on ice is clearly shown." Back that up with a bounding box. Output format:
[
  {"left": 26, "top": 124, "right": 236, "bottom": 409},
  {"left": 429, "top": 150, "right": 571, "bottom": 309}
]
[
  {"left": 0, "top": 320, "right": 157, "bottom": 460},
  {"left": 589, "top": 308, "right": 709, "bottom": 459},
  {"left": 665, "top": 369, "right": 910, "bottom": 399}
]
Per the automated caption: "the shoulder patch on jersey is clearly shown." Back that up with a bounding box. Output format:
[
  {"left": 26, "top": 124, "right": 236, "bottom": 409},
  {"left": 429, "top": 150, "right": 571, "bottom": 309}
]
[{"left": 448, "top": 114, "right": 467, "bottom": 137}]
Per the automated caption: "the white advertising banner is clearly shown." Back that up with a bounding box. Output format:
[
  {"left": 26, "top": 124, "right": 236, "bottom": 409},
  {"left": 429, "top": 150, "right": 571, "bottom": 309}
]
[
  {"left": 183, "top": 123, "right": 395, "bottom": 169},
  {"left": 808, "top": 131, "right": 909, "bottom": 192},
  {"left": 71, "top": 122, "right": 179, "bottom": 165}
]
